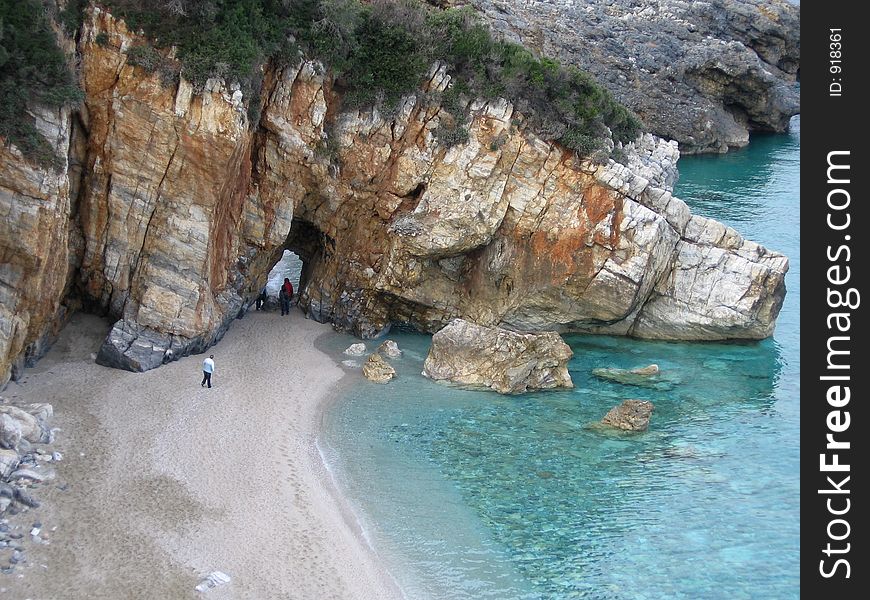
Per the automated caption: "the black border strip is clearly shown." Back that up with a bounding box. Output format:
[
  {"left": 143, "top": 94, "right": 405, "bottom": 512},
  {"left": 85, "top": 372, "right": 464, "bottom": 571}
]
[{"left": 803, "top": 1, "right": 867, "bottom": 594}]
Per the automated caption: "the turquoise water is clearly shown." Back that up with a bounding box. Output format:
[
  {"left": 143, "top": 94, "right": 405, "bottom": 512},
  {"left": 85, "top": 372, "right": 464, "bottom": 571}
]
[{"left": 320, "top": 117, "right": 800, "bottom": 599}]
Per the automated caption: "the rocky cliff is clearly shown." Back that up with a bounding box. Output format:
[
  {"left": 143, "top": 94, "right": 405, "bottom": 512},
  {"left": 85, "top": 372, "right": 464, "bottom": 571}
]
[
  {"left": 451, "top": 0, "right": 800, "bottom": 154},
  {"left": 0, "top": 6, "right": 788, "bottom": 386}
]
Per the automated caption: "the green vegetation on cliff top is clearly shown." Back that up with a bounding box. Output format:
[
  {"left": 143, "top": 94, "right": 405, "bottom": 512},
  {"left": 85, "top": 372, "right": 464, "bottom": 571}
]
[
  {"left": 1, "top": 0, "right": 643, "bottom": 167},
  {"left": 0, "top": 0, "right": 83, "bottom": 167}
]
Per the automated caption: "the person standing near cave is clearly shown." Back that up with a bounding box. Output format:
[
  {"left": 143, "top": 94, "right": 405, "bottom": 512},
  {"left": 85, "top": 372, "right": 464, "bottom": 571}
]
[
  {"left": 255, "top": 287, "right": 267, "bottom": 310},
  {"left": 279, "top": 278, "right": 294, "bottom": 316},
  {"left": 201, "top": 354, "right": 215, "bottom": 388}
]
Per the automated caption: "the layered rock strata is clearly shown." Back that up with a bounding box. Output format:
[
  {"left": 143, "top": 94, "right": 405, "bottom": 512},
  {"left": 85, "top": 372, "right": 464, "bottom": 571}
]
[
  {"left": 0, "top": 6, "right": 789, "bottom": 383},
  {"left": 454, "top": 0, "right": 800, "bottom": 154},
  {"left": 422, "top": 319, "right": 573, "bottom": 394}
]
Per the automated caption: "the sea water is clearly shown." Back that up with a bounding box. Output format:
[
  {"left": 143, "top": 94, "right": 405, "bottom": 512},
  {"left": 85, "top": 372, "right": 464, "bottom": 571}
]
[{"left": 320, "top": 116, "right": 800, "bottom": 599}]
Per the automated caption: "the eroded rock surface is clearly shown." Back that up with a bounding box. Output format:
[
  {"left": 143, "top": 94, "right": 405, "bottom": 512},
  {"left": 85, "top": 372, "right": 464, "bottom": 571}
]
[
  {"left": 362, "top": 353, "right": 396, "bottom": 383},
  {"left": 600, "top": 399, "right": 655, "bottom": 431},
  {"left": 422, "top": 319, "right": 573, "bottom": 394},
  {"left": 0, "top": 6, "right": 789, "bottom": 383},
  {"left": 457, "top": 0, "right": 800, "bottom": 154}
]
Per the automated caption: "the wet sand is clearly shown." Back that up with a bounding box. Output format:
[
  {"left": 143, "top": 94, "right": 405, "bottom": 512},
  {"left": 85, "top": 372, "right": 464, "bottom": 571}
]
[{"left": 1, "top": 310, "right": 402, "bottom": 599}]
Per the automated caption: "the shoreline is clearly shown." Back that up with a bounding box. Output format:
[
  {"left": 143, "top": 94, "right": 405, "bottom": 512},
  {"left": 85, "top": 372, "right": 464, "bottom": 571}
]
[{"left": 0, "top": 310, "right": 404, "bottom": 599}]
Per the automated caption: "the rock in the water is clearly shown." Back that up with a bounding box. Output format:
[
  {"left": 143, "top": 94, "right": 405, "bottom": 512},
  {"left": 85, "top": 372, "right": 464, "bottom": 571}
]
[
  {"left": 362, "top": 353, "right": 396, "bottom": 383},
  {"left": 600, "top": 400, "right": 655, "bottom": 431},
  {"left": 423, "top": 319, "right": 573, "bottom": 394},
  {"left": 343, "top": 343, "right": 367, "bottom": 356},
  {"left": 592, "top": 365, "right": 665, "bottom": 387},
  {"left": 377, "top": 340, "right": 402, "bottom": 358}
]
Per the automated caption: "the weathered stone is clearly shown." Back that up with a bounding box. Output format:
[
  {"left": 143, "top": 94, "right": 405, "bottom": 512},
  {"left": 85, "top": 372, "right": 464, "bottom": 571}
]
[
  {"left": 600, "top": 400, "right": 655, "bottom": 431},
  {"left": 0, "top": 449, "right": 19, "bottom": 479},
  {"left": 9, "top": 467, "right": 54, "bottom": 484},
  {"left": 592, "top": 365, "right": 663, "bottom": 387},
  {"left": 457, "top": 0, "right": 799, "bottom": 154},
  {"left": 423, "top": 319, "right": 573, "bottom": 394},
  {"left": 0, "top": 7, "right": 789, "bottom": 385},
  {"left": 362, "top": 353, "right": 396, "bottom": 383},
  {"left": 24, "top": 403, "right": 53, "bottom": 424},
  {"left": 0, "top": 406, "right": 48, "bottom": 445},
  {"left": 0, "top": 414, "right": 21, "bottom": 451},
  {"left": 12, "top": 487, "right": 40, "bottom": 508},
  {"left": 377, "top": 340, "right": 402, "bottom": 359},
  {"left": 343, "top": 343, "right": 367, "bottom": 356}
]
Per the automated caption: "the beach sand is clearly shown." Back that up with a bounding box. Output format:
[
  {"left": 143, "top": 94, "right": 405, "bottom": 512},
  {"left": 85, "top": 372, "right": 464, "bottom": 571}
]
[{"left": 1, "top": 310, "right": 403, "bottom": 599}]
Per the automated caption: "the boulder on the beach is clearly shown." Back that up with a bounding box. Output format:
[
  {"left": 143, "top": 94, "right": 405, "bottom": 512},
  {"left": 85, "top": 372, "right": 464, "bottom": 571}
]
[
  {"left": 0, "top": 414, "right": 22, "bottom": 450},
  {"left": 592, "top": 364, "right": 661, "bottom": 387},
  {"left": 0, "top": 405, "right": 51, "bottom": 445},
  {"left": 362, "top": 353, "right": 396, "bottom": 383},
  {"left": 0, "top": 448, "right": 19, "bottom": 479},
  {"left": 422, "top": 319, "right": 573, "bottom": 394},
  {"left": 343, "top": 343, "right": 367, "bottom": 356},
  {"left": 600, "top": 399, "right": 655, "bottom": 431},
  {"left": 377, "top": 340, "right": 402, "bottom": 358}
]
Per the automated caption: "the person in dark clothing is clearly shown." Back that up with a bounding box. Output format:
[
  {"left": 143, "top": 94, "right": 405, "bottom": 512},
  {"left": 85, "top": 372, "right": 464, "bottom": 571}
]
[
  {"left": 280, "top": 278, "right": 294, "bottom": 316},
  {"left": 255, "top": 287, "right": 267, "bottom": 310}
]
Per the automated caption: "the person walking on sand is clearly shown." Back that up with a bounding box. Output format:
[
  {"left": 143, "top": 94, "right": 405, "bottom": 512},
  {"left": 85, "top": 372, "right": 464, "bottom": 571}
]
[
  {"left": 279, "top": 277, "right": 294, "bottom": 316},
  {"left": 201, "top": 354, "right": 215, "bottom": 388}
]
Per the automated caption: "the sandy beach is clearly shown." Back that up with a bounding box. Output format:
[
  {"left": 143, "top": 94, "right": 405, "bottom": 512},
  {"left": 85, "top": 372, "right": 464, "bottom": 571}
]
[{"left": 1, "top": 310, "right": 403, "bottom": 599}]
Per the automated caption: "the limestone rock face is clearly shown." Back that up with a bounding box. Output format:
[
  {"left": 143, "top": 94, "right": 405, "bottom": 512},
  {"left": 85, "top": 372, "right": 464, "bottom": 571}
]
[
  {"left": 600, "top": 399, "right": 655, "bottom": 431},
  {"left": 362, "top": 353, "right": 396, "bottom": 383},
  {"left": 75, "top": 7, "right": 281, "bottom": 371},
  {"left": 423, "top": 319, "right": 573, "bottom": 394},
  {"left": 0, "top": 104, "right": 77, "bottom": 387},
  {"left": 0, "top": 7, "right": 790, "bottom": 383},
  {"left": 459, "top": 0, "right": 799, "bottom": 154}
]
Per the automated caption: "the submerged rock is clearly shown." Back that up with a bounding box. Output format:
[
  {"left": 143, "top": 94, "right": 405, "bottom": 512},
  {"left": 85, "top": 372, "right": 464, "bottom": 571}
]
[
  {"left": 600, "top": 400, "right": 655, "bottom": 431},
  {"left": 362, "top": 353, "right": 396, "bottom": 383},
  {"left": 592, "top": 364, "right": 663, "bottom": 387},
  {"left": 423, "top": 319, "right": 573, "bottom": 394}
]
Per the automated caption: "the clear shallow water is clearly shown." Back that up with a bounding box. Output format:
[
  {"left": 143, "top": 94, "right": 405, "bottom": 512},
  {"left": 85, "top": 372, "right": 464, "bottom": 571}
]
[{"left": 320, "top": 117, "right": 800, "bottom": 599}]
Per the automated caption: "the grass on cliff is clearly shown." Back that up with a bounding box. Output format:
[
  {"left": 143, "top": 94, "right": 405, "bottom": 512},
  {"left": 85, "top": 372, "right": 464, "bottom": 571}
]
[
  {"left": 104, "top": 0, "right": 642, "bottom": 155},
  {"left": 2, "top": 0, "right": 642, "bottom": 166},
  {"left": 0, "top": 0, "right": 83, "bottom": 167}
]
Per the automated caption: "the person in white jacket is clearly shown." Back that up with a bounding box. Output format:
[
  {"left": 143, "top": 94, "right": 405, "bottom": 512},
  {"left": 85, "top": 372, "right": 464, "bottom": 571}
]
[{"left": 201, "top": 355, "right": 215, "bottom": 388}]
